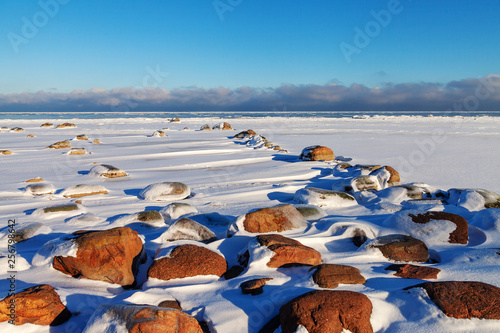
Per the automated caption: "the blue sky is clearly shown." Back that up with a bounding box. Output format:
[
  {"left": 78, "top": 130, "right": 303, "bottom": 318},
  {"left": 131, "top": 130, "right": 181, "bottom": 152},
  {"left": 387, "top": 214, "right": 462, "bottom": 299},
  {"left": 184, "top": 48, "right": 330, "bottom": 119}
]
[{"left": 1, "top": 0, "right": 500, "bottom": 111}]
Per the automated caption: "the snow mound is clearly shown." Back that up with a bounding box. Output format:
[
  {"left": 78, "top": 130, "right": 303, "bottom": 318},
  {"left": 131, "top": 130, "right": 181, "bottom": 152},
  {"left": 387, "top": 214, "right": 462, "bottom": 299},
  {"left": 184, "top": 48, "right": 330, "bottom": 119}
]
[
  {"left": 246, "top": 135, "right": 267, "bottom": 149},
  {"left": 154, "top": 217, "right": 216, "bottom": 243},
  {"left": 139, "top": 182, "right": 190, "bottom": 201},
  {"left": 0, "top": 253, "right": 30, "bottom": 271},
  {"left": 32, "top": 236, "right": 78, "bottom": 266},
  {"left": 470, "top": 208, "right": 500, "bottom": 231},
  {"left": 66, "top": 213, "right": 106, "bottom": 226},
  {"left": 61, "top": 184, "right": 108, "bottom": 198},
  {"left": 294, "top": 187, "right": 357, "bottom": 208},
  {"left": 160, "top": 202, "right": 198, "bottom": 224},
  {"left": 32, "top": 203, "right": 86, "bottom": 220},
  {"left": 24, "top": 183, "right": 56, "bottom": 196}
]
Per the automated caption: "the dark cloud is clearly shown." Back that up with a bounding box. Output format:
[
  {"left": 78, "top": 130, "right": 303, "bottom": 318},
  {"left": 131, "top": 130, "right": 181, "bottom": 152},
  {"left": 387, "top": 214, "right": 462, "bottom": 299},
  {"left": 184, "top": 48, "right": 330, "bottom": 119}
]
[{"left": 1, "top": 75, "right": 499, "bottom": 112}]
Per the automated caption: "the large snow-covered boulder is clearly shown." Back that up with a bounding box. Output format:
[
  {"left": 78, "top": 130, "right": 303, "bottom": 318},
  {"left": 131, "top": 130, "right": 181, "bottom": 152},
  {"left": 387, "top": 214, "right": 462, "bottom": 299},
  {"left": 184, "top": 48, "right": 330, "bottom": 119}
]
[
  {"left": 160, "top": 202, "right": 198, "bottom": 223},
  {"left": 25, "top": 183, "right": 56, "bottom": 196},
  {"left": 294, "top": 187, "right": 357, "bottom": 208},
  {"left": 154, "top": 217, "right": 216, "bottom": 243},
  {"left": 299, "top": 145, "right": 335, "bottom": 161},
  {"left": 61, "top": 184, "right": 108, "bottom": 198},
  {"left": 448, "top": 188, "right": 500, "bottom": 210},
  {"left": 89, "top": 164, "right": 128, "bottom": 178},
  {"left": 139, "top": 182, "right": 190, "bottom": 201},
  {"left": 227, "top": 204, "right": 308, "bottom": 236},
  {"left": 32, "top": 203, "right": 86, "bottom": 220},
  {"left": 83, "top": 304, "right": 202, "bottom": 333}
]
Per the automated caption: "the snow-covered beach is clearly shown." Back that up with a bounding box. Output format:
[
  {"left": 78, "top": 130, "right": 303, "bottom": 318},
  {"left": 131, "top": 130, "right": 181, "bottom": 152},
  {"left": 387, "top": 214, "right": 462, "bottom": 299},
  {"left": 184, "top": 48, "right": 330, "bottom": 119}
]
[{"left": 0, "top": 114, "right": 499, "bottom": 332}]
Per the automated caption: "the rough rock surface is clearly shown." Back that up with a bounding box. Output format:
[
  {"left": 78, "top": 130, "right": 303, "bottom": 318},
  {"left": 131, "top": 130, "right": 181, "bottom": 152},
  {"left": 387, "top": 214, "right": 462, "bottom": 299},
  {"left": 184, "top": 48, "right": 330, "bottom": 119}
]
[
  {"left": 240, "top": 277, "right": 273, "bottom": 295},
  {"left": 90, "top": 164, "right": 128, "bottom": 178},
  {"left": 158, "top": 217, "right": 217, "bottom": 243},
  {"left": 68, "top": 148, "right": 87, "bottom": 155},
  {"left": 48, "top": 140, "right": 71, "bottom": 149},
  {"left": 251, "top": 234, "right": 321, "bottom": 268},
  {"left": 53, "top": 227, "right": 144, "bottom": 287},
  {"left": 83, "top": 304, "right": 202, "bottom": 333},
  {"left": 199, "top": 124, "right": 212, "bottom": 131},
  {"left": 279, "top": 290, "right": 373, "bottom": 333},
  {"left": 386, "top": 264, "right": 440, "bottom": 279},
  {"left": 0, "top": 284, "right": 71, "bottom": 326},
  {"left": 147, "top": 244, "right": 227, "bottom": 281},
  {"left": 236, "top": 204, "right": 308, "bottom": 234},
  {"left": 369, "top": 234, "right": 429, "bottom": 263},
  {"left": 158, "top": 300, "right": 182, "bottom": 311},
  {"left": 406, "top": 281, "right": 500, "bottom": 319},
  {"left": 409, "top": 211, "right": 468, "bottom": 244},
  {"left": 299, "top": 145, "right": 334, "bottom": 161},
  {"left": 311, "top": 264, "right": 366, "bottom": 288}
]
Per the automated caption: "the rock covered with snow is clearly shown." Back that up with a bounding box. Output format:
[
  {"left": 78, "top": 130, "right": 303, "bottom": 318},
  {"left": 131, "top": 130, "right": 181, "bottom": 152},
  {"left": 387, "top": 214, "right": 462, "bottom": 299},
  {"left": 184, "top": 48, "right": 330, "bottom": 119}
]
[
  {"left": 246, "top": 134, "right": 267, "bottom": 149},
  {"left": 212, "top": 122, "right": 232, "bottom": 130},
  {"left": 82, "top": 304, "right": 202, "bottom": 333},
  {"left": 0, "top": 222, "right": 51, "bottom": 243},
  {"left": 294, "top": 205, "right": 327, "bottom": 221},
  {"left": 154, "top": 217, "right": 216, "bottom": 243},
  {"left": 25, "top": 183, "right": 56, "bottom": 196},
  {"left": 299, "top": 145, "right": 335, "bottom": 161},
  {"left": 61, "top": 184, "right": 108, "bottom": 198},
  {"left": 68, "top": 148, "right": 87, "bottom": 155},
  {"left": 448, "top": 188, "right": 500, "bottom": 210},
  {"left": 32, "top": 203, "right": 86, "bottom": 219},
  {"left": 294, "top": 187, "right": 357, "bottom": 208},
  {"left": 227, "top": 204, "right": 308, "bottom": 236},
  {"left": 139, "top": 182, "right": 190, "bottom": 201},
  {"left": 89, "top": 164, "right": 128, "bottom": 178},
  {"left": 147, "top": 241, "right": 227, "bottom": 281},
  {"left": 151, "top": 130, "right": 166, "bottom": 137},
  {"left": 160, "top": 202, "right": 198, "bottom": 223},
  {"left": 234, "top": 129, "right": 256, "bottom": 139},
  {"left": 384, "top": 210, "right": 468, "bottom": 245},
  {"left": 56, "top": 122, "right": 76, "bottom": 128}
]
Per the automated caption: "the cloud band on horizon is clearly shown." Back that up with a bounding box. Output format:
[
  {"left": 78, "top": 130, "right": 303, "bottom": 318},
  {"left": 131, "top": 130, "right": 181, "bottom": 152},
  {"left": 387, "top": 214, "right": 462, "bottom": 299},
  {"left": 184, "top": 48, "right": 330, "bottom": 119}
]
[{"left": 1, "top": 75, "right": 499, "bottom": 112}]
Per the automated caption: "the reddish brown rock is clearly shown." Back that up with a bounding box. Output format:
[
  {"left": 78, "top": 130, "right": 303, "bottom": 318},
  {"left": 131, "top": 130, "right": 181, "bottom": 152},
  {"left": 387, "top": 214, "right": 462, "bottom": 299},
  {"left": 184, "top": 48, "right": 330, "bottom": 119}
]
[
  {"left": 223, "top": 265, "right": 245, "bottom": 280},
  {"left": 240, "top": 204, "right": 308, "bottom": 234},
  {"left": 147, "top": 244, "right": 227, "bottom": 281},
  {"left": 299, "top": 145, "right": 335, "bottom": 161},
  {"left": 279, "top": 290, "right": 373, "bottom": 333},
  {"left": 158, "top": 300, "right": 182, "bottom": 311},
  {"left": 370, "top": 165, "right": 401, "bottom": 185},
  {"left": 386, "top": 264, "right": 440, "bottom": 279},
  {"left": 53, "top": 227, "right": 144, "bottom": 287},
  {"left": 406, "top": 281, "right": 500, "bottom": 319},
  {"left": 311, "top": 264, "right": 366, "bottom": 288},
  {"left": 409, "top": 211, "right": 468, "bottom": 244},
  {"left": 240, "top": 278, "right": 273, "bottom": 295},
  {"left": 0, "top": 284, "right": 71, "bottom": 326},
  {"left": 84, "top": 305, "right": 202, "bottom": 332},
  {"left": 256, "top": 234, "right": 321, "bottom": 268},
  {"left": 370, "top": 234, "right": 429, "bottom": 263}
]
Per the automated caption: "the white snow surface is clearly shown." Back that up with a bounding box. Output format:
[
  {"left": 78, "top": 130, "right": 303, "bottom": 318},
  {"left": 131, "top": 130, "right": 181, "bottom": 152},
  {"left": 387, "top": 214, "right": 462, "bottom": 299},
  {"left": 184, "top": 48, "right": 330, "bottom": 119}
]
[{"left": 0, "top": 115, "right": 499, "bottom": 332}]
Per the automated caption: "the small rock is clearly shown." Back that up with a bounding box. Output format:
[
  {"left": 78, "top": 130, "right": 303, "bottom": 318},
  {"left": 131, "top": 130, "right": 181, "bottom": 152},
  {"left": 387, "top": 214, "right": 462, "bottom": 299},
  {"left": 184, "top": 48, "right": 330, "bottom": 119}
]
[
  {"left": 26, "top": 134, "right": 35, "bottom": 138},
  {"left": 294, "top": 187, "right": 357, "bottom": 208},
  {"left": 200, "top": 124, "right": 212, "bottom": 131},
  {"left": 136, "top": 210, "right": 164, "bottom": 225},
  {"left": 56, "top": 122, "right": 77, "bottom": 128},
  {"left": 294, "top": 205, "right": 327, "bottom": 221},
  {"left": 11, "top": 222, "right": 52, "bottom": 243},
  {"left": 213, "top": 122, "right": 232, "bottom": 130},
  {"left": 43, "top": 203, "right": 79, "bottom": 213},
  {"left": 61, "top": 184, "right": 108, "bottom": 198},
  {"left": 25, "top": 177, "right": 44, "bottom": 183},
  {"left": 89, "top": 164, "right": 128, "bottom": 178},
  {"left": 41, "top": 122, "right": 53, "bottom": 127},
  {"left": 405, "top": 281, "right": 500, "bottom": 319},
  {"left": 228, "top": 204, "right": 308, "bottom": 235},
  {"left": 76, "top": 134, "right": 88, "bottom": 140},
  {"left": 147, "top": 243, "right": 227, "bottom": 281},
  {"left": 157, "top": 300, "right": 182, "bottom": 311},
  {"left": 279, "top": 290, "right": 373, "bottom": 333},
  {"left": 152, "top": 130, "right": 165, "bottom": 137},
  {"left": 370, "top": 165, "right": 401, "bottom": 186},
  {"left": 241, "top": 278, "right": 273, "bottom": 295},
  {"left": 1, "top": 150, "right": 13, "bottom": 155},
  {"left": 92, "top": 139, "right": 101, "bottom": 144},
  {"left": 351, "top": 175, "right": 380, "bottom": 191},
  {"left": 68, "top": 148, "right": 87, "bottom": 155},
  {"left": 299, "top": 145, "right": 334, "bottom": 161},
  {"left": 386, "top": 264, "right": 440, "bottom": 279},
  {"left": 0, "top": 284, "right": 71, "bottom": 326},
  {"left": 368, "top": 234, "right": 430, "bottom": 263},
  {"left": 139, "top": 182, "right": 190, "bottom": 201},
  {"left": 160, "top": 202, "right": 198, "bottom": 223},
  {"left": 234, "top": 129, "right": 256, "bottom": 139},
  {"left": 10, "top": 127, "right": 24, "bottom": 132},
  {"left": 48, "top": 140, "right": 71, "bottom": 149},
  {"left": 310, "top": 264, "right": 366, "bottom": 288},
  {"left": 170, "top": 117, "right": 181, "bottom": 122},
  {"left": 223, "top": 265, "right": 245, "bottom": 280},
  {"left": 25, "top": 183, "right": 56, "bottom": 196},
  {"left": 156, "top": 217, "right": 216, "bottom": 243}
]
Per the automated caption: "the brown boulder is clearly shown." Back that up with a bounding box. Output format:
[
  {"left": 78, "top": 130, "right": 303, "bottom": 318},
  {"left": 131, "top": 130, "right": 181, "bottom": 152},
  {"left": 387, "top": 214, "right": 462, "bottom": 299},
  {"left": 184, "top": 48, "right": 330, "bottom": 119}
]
[
  {"left": 25, "top": 177, "right": 44, "bottom": 182},
  {"left": 68, "top": 148, "right": 87, "bottom": 155},
  {"left": 311, "top": 264, "right": 366, "bottom": 288},
  {"left": 223, "top": 265, "right": 245, "bottom": 280},
  {"left": 48, "top": 140, "right": 71, "bottom": 149},
  {"left": 386, "top": 264, "right": 440, "bottom": 279},
  {"left": 279, "top": 290, "right": 373, "bottom": 333},
  {"left": 406, "top": 281, "right": 500, "bottom": 319},
  {"left": 370, "top": 165, "right": 401, "bottom": 185},
  {"left": 56, "top": 122, "right": 77, "bottom": 128},
  {"left": 41, "top": 122, "right": 53, "bottom": 127},
  {"left": 409, "top": 211, "right": 468, "bottom": 244},
  {"left": 213, "top": 122, "right": 232, "bottom": 130},
  {"left": 53, "top": 227, "right": 145, "bottom": 287},
  {"left": 236, "top": 204, "right": 308, "bottom": 234},
  {"left": 234, "top": 129, "right": 257, "bottom": 139},
  {"left": 83, "top": 305, "right": 202, "bottom": 332},
  {"left": 299, "top": 145, "right": 334, "bottom": 161},
  {"left": 369, "top": 234, "right": 429, "bottom": 263},
  {"left": 240, "top": 278, "right": 273, "bottom": 295},
  {"left": 0, "top": 284, "right": 71, "bottom": 326},
  {"left": 158, "top": 300, "right": 182, "bottom": 311},
  {"left": 253, "top": 234, "right": 321, "bottom": 268},
  {"left": 147, "top": 244, "right": 227, "bottom": 281},
  {"left": 76, "top": 134, "right": 88, "bottom": 140},
  {"left": 0, "top": 150, "right": 12, "bottom": 155}
]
